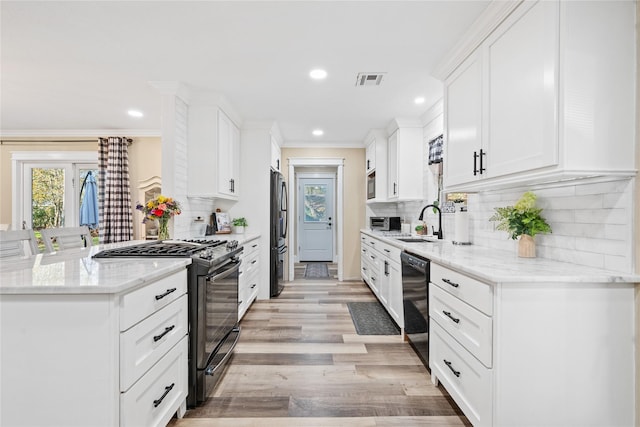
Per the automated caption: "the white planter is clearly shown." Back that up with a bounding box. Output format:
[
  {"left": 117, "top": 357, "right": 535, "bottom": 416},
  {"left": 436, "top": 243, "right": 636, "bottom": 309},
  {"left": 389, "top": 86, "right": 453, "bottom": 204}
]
[{"left": 232, "top": 226, "right": 245, "bottom": 234}]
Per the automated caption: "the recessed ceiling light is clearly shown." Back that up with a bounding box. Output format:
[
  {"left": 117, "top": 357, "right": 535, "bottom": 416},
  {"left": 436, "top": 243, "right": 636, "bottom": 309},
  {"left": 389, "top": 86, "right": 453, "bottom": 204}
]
[
  {"left": 128, "top": 110, "right": 144, "bottom": 118},
  {"left": 312, "top": 129, "right": 324, "bottom": 136},
  {"left": 414, "top": 97, "right": 426, "bottom": 105},
  {"left": 309, "top": 69, "right": 328, "bottom": 80}
]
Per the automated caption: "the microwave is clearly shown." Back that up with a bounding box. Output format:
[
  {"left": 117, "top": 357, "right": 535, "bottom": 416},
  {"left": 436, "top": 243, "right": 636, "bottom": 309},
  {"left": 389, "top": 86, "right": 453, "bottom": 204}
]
[
  {"left": 370, "top": 216, "right": 401, "bottom": 231},
  {"left": 367, "top": 172, "right": 375, "bottom": 200}
]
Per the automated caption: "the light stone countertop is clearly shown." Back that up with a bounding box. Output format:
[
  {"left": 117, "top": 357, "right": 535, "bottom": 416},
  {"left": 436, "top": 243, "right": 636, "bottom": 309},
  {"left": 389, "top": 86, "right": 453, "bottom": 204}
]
[
  {"left": 0, "top": 241, "right": 191, "bottom": 295},
  {"left": 361, "top": 229, "right": 640, "bottom": 285}
]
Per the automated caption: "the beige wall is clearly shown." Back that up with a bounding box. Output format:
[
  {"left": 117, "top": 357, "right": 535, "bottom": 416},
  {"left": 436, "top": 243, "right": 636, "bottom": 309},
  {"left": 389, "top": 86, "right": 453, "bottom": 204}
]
[
  {"left": 281, "top": 147, "right": 365, "bottom": 280},
  {"left": 0, "top": 137, "right": 161, "bottom": 238}
]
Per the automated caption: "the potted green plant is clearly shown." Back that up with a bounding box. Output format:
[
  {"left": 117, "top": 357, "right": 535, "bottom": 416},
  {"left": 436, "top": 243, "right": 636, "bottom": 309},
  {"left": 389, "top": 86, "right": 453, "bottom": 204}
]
[
  {"left": 415, "top": 223, "right": 427, "bottom": 236},
  {"left": 231, "top": 217, "right": 247, "bottom": 234},
  {"left": 489, "top": 191, "right": 551, "bottom": 257}
]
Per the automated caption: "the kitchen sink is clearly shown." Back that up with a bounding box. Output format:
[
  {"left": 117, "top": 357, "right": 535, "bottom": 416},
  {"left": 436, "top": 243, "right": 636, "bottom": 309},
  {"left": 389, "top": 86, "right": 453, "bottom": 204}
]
[{"left": 396, "top": 238, "right": 432, "bottom": 243}]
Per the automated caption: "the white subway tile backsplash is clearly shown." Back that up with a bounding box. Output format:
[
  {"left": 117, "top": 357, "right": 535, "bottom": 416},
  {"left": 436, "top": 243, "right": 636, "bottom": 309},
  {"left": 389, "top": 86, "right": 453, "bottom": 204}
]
[
  {"left": 604, "top": 254, "right": 631, "bottom": 273},
  {"left": 574, "top": 209, "right": 627, "bottom": 225},
  {"left": 537, "top": 194, "right": 603, "bottom": 210}
]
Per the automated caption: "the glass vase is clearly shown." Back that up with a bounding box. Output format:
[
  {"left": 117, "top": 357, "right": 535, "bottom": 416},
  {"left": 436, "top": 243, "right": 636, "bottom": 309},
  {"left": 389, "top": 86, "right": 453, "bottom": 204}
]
[{"left": 158, "top": 217, "right": 170, "bottom": 240}]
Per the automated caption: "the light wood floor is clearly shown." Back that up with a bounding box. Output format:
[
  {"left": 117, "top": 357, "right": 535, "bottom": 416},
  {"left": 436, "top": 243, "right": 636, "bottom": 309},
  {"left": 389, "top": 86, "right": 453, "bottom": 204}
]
[{"left": 169, "top": 279, "right": 469, "bottom": 427}]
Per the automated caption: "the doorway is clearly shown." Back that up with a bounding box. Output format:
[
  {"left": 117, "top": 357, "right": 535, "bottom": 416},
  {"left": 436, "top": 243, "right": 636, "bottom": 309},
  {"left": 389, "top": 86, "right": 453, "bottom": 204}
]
[
  {"left": 297, "top": 175, "right": 335, "bottom": 262},
  {"left": 11, "top": 152, "right": 99, "bottom": 245},
  {"left": 287, "top": 158, "right": 344, "bottom": 282}
]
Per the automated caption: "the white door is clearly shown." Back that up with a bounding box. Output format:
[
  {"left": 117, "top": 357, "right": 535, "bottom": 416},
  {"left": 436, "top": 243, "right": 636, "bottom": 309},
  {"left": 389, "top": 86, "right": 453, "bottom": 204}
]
[{"left": 298, "top": 177, "right": 334, "bottom": 262}]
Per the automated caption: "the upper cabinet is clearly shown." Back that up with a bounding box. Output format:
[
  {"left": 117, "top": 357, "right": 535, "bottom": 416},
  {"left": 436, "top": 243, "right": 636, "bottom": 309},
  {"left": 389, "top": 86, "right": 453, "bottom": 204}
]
[
  {"left": 270, "top": 136, "right": 281, "bottom": 171},
  {"left": 188, "top": 103, "right": 242, "bottom": 200},
  {"left": 387, "top": 121, "right": 424, "bottom": 201},
  {"left": 364, "top": 129, "right": 387, "bottom": 203},
  {"left": 217, "top": 109, "right": 240, "bottom": 198},
  {"left": 440, "top": 0, "right": 636, "bottom": 191},
  {"left": 365, "top": 137, "right": 376, "bottom": 173}
]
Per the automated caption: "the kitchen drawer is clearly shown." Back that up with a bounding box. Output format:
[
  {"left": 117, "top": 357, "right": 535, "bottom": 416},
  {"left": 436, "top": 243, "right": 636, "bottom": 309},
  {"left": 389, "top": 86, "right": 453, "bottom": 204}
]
[
  {"left": 361, "top": 259, "right": 379, "bottom": 295},
  {"left": 120, "top": 269, "right": 187, "bottom": 331},
  {"left": 430, "top": 322, "right": 492, "bottom": 427},
  {"left": 120, "top": 295, "right": 188, "bottom": 391},
  {"left": 430, "top": 263, "right": 493, "bottom": 316},
  {"left": 243, "top": 239, "right": 260, "bottom": 257},
  {"left": 121, "top": 336, "right": 188, "bottom": 427},
  {"left": 375, "top": 240, "right": 402, "bottom": 263},
  {"left": 430, "top": 283, "right": 492, "bottom": 367}
]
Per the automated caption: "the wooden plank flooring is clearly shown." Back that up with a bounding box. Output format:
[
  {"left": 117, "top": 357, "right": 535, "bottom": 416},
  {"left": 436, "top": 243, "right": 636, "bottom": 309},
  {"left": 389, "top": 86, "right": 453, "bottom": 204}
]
[{"left": 169, "top": 279, "right": 470, "bottom": 427}]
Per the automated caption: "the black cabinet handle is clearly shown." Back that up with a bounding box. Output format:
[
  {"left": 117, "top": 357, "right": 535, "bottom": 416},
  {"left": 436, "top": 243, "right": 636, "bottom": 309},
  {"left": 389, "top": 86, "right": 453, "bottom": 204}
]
[
  {"left": 444, "top": 360, "right": 461, "bottom": 377},
  {"left": 367, "top": 159, "right": 370, "bottom": 169},
  {"left": 229, "top": 178, "right": 235, "bottom": 193},
  {"left": 479, "top": 149, "right": 486, "bottom": 174},
  {"left": 153, "top": 383, "right": 175, "bottom": 407},
  {"left": 370, "top": 255, "right": 376, "bottom": 260},
  {"left": 363, "top": 267, "right": 367, "bottom": 271},
  {"left": 276, "top": 159, "right": 280, "bottom": 170},
  {"left": 153, "top": 325, "right": 175, "bottom": 342},
  {"left": 251, "top": 260, "right": 257, "bottom": 264},
  {"left": 155, "top": 288, "right": 177, "bottom": 300},
  {"left": 384, "top": 249, "right": 390, "bottom": 253},
  {"left": 473, "top": 151, "right": 479, "bottom": 176},
  {"left": 393, "top": 182, "right": 397, "bottom": 195},
  {"left": 384, "top": 260, "right": 389, "bottom": 276},
  {"left": 442, "top": 278, "right": 459, "bottom": 288},
  {"left": 238, "top": 300, "right": 243, "bottom": 306},
  {"left": 252, "top": 244, "right": 258, "bottom": 248},
  {"left": 443, "top": 310, "right": 460, "bottom": 324},
  {"left": 371, "top": 276, "right": 376, "bottom": 281},
  {"left": 251, "top": 284, "right": 256, "bottom": 289}
]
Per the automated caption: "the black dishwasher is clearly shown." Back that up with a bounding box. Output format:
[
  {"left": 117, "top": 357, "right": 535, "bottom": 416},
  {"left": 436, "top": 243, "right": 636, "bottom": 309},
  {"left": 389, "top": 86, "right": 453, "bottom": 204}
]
[{"left": 400, "top": 251, "right": 430, "bottom": 370}]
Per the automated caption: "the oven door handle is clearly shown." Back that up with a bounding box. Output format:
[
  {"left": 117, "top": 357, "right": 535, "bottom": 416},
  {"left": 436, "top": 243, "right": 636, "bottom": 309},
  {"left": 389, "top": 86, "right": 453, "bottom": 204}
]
[
  {"left": 206, "top": 260, "right": 241, "bottom": 283},
  {"left": 205, "top": 327, "right": 241, "bottom": 376}
]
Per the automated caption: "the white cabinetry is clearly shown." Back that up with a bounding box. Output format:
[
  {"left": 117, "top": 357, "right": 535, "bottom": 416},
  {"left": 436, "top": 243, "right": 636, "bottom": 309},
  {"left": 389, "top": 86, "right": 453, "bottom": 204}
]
[
  {"left": 217, "top": 109, "right": 240, "bottom": 198},
  {"left": 441, "top": 0, "right": 636, "bottom": 191},
  {"left": 360, "top": 233, "right": 403, "bottom": 328},
  {"left": 238, "top": 237, "right": 260, "bottom": 320},
  {"left": 365, "top": 137, "right": 375, "bottom": 173},
  {"left": 0, "top": 269, "right": 189, "bottom": 427},
  {"left": 188, "top": 104, "right": 241, "bottom": 200},
  {"left": 271, "top": 137, "right": 282, "bottom": 171},
  {"left": 364, "top": 129, "right": 388, "bottom": 202},
  {"left": 429, "top": 261, "right": 635, "bottom": 426},
  {"left": 387, "top": 123, "right": 424, "bottom": 201}
]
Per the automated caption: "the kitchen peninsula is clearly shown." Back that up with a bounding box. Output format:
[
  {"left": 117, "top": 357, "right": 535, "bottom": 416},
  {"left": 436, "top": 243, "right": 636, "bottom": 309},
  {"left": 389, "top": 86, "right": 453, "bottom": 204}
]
[
  {"left": 0, "top": 244, "right": 192, "bottom": 427},
  {"left": 361, "top": 229, "right": 639, "bottom": 426}
]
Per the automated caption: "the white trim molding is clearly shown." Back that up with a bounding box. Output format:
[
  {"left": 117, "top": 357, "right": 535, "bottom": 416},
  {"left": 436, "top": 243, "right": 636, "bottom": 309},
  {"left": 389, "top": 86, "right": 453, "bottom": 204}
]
[{"left": 287, "top": 157, "right": 345, "bottom": 282}]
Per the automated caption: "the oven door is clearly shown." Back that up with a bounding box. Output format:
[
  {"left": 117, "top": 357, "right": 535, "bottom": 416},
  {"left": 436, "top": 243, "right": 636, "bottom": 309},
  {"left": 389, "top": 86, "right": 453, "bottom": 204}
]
[{"left": 194, "top": 258, "right": 241, "bottom": 404}]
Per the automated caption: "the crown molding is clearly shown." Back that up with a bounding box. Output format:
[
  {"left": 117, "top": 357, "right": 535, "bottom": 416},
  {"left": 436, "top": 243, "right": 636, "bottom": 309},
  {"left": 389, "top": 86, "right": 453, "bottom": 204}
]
[
  {"left": 0, "top": 129, "right": 161, "bottom": 138},
  {"left": 432, "top": 0, "right": 522, "bottom": 80}
]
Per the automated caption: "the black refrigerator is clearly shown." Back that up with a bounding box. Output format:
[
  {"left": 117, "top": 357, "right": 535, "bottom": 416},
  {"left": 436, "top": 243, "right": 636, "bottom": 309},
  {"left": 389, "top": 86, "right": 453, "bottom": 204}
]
[{"left": 270, "top": 169, "right": 287, "bottom": 297}]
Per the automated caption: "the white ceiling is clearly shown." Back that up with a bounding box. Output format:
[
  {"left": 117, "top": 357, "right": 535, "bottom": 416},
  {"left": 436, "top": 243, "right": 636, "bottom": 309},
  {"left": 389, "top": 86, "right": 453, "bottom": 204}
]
[{"left": 1, "top": 1, "right": 490, "bottom": 145}]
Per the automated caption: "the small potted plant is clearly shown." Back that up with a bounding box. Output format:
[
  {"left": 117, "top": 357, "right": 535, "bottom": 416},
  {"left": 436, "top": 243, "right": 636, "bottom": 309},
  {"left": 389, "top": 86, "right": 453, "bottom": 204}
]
[
  {"left": 489, "top": 191, "right": 551, "bottom": 257},
  {"left": 415, "top": 222, "right": 427, "bottom": 235},
  {"left": 231, "top": 217, "right": 247, "bottom": 234}
]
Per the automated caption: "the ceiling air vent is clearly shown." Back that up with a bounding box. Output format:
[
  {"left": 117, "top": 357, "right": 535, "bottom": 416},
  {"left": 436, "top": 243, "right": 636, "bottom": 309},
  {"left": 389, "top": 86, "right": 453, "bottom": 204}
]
[{"left": 355, "top": 72, "right": 385, "bottom": 87}]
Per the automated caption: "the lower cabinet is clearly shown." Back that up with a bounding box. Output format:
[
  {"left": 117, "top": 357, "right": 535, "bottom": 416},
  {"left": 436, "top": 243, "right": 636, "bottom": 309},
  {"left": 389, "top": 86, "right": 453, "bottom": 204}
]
[
  {"left": 360, "top": 233, "right": 404, "bottom": 328},
  {"left": 238, "top": 237, "right": 260, "bottom": 320},
  {"left": 0, "top": 269, "right": 189, "bottom": 427},
  {"left": 429, "top": 262, "right": 635, "bottom": 426}
]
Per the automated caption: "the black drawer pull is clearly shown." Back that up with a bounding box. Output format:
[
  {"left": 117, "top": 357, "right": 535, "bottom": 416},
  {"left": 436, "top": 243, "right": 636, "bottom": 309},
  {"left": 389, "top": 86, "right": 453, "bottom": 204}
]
[
  {"left": 238, "top": 300, "right": 243, "bottom": 305},
  {"left": 371, "top": 276, "right": 376, "bottom": 281},
  {"left": 444, "top": 360, "right": 461, "bottom": 377},
  {"left": 442, "top": 278, "right": 459, "bottom": 288},
  {"left": 153, "top": 383, "right": 175, "bottom": 407},
  {"left": 251, "top": 260, "right": 257, "bottom": 264},
  {"left": 155, "top": 288, "right": 177, "bottom": 300},
  {"left": 251, "top": 284, "right": 256, "bottom": 289},
  {"left": 153, "top": 325, "right": 175, "bottom": 342},
  {"left": 384, "top": 249, "right": 390, "bottom": 253},
  {"left": 252, "top": 244, "right": 258, "bottom": 248},
  {"left": 443, "top": 310, "right": 460, "bottom": 324}
]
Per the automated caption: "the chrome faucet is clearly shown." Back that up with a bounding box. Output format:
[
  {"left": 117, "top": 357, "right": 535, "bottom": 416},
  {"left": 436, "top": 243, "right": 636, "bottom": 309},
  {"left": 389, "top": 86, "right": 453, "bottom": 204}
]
[{"left": 418, "top": 204, "right": 443, "bottom": 239}]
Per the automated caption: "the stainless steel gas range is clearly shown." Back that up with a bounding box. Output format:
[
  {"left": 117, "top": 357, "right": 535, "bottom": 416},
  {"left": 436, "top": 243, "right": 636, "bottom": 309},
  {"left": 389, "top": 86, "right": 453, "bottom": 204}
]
[{"left": 93, "top": 239, "right": 243, "bottom": 407}]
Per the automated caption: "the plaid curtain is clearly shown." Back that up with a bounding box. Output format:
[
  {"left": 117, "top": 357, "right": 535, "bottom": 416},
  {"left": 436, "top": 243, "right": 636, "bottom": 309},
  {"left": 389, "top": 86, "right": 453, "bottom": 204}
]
[{"left": 98, "top": 137, "right": 133, "bottom": 243}]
